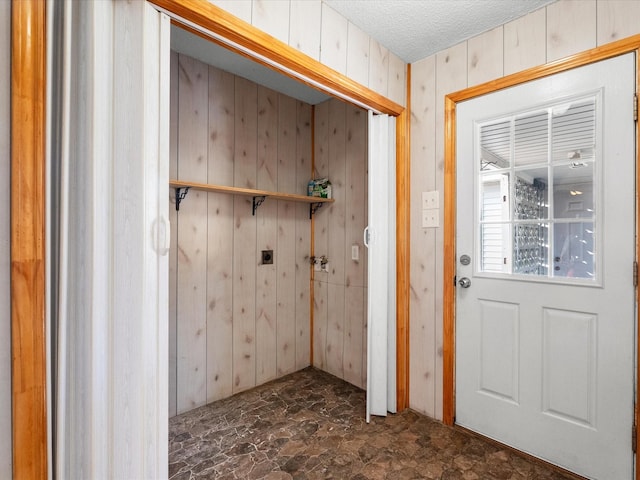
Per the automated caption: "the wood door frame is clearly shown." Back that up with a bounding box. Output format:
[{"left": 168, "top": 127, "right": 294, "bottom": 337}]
[
  {"left": 10, "top": 0, "right": 410, "bottom": 476},
  {"left": 443, "top": 34, "right": 640, "bottom": 477}
]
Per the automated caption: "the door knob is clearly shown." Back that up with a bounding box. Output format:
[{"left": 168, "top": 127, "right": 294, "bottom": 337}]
[{"left": 458, "top": 277, "right": 471, "bottom": 288}]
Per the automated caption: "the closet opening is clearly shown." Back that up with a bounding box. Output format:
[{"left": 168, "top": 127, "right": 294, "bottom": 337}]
[{"left": 168, "top": 21, "right": 393, "bottom": 420}]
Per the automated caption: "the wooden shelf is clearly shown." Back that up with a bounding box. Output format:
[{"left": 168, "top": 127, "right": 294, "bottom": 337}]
[{"left": 170, "top": 179, "right": 334, "bottom": 217}]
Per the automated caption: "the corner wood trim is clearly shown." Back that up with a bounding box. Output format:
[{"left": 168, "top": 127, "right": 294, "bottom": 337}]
[
  {"left": 443, "top": 33, "right": 640, "bottom": 445},
  {"left": 11, "top": 0, "right": 48, "bottom": 478}
]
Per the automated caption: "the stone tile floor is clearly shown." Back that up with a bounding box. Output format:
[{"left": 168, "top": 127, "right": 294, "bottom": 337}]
[{"left": 169, "top": 368, "right": 576, "bottom": 480}]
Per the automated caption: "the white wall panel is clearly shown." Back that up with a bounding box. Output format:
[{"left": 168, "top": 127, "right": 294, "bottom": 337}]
[
  {"left": 388, "top": 52, "right": 406, "bottom": 106},
  {"left": 0, "top": 0, "right": 11, "bottom": 476},
  {"left": 346, "top": 22, "right": 370, "bottom": 87},
  {"left": 504, "top": 8, "right": 546, "bottom": 76},
  {"left": 597, "top": 0, "right": 640, "bottom": 45},
  {"left": 467, "top": 26, "right": 503, "bottom": 87},
  {"left": 546, "top": 0, "right": 597, "bottom": 62},
  {"left": 369, "top": 38, "right": 389, "bottom": 97},
  {"left": 252, "top": 0, "right": 289, "bottom": 44},
  {"left": 320, "top": 3, "right": 348, "bottom": 75},
  {"left": 289, "top": 0, "right": 321, "bottom": 60}
]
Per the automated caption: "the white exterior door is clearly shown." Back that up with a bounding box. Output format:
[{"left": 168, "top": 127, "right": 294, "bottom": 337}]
[
  {"left": 366, "top": 111, "right": 397, "bottom": 421},
  {"left": 456, "top": 53, "right": 636, "bottom": 479}
]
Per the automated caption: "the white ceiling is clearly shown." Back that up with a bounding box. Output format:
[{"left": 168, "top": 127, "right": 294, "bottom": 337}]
[
  {"left": 172, "top": 0, "right": 557, "bottom": 104},
  {"left": 325, "top": 0, "right": 556, "bottom": 63}
]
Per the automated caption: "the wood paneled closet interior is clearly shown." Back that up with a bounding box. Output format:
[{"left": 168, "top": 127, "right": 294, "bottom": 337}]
[{"left": 169, "top": 34, "right": 369, "bottom": 417}]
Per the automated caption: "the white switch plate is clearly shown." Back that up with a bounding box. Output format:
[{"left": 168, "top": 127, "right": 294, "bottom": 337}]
[
  {"left": 422, "top": 209, "right": 439, "bottom": 228},
  {"left": 422, "top": 191, "right": 439, "bottom": 210},
  {"left": 351, "top": 244, "right": 359, "bottom": 261}
]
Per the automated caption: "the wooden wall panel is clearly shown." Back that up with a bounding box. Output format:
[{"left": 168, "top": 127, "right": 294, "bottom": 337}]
[
  {"left": 176, "top": 55, "right": 209, "bottom": 414},
  {"left": 256, "top": 86, "right": 278, "bottom": 385},
  {"left": 369, "top": 39, "right": 389, "bottom": 97},
  {"left": 171, "top": 55, "right": 315, "bottom": 413},
  {"left": 596, "top": 0, "right": 640, "bottom": 46},
  {"left": 346, "top": 22, "right": 370, "bottom": 87},
  {"left": 313, "top": 100, "right": 329, "bottom": 370},
  {"left": 233, "top": 77, "right": 258, "bottom": 393},
  {"left": 388, "top": 52, "right": 406, "bottom": 108},
  {"left": 252, "top": 0, "right": 289, "bottom": 44},
  {"left": 206, "top": 67, "right": 235, "bottom": 402},
  {"left": 168, "top": 51, "right": 179, "bottom": 418},
  {"left": 312, "top": 99, "right": 368, "bottom": 387},
  {"left": 276, "top": 95, "right": 297, "bottom": 376},
  {"left": 546, "top": 0, "right": 597, "bottom": 62},
  {"left": 467, "top": 26, "right": 504, "bottom": 87},
  {"left": 503, "top": 8, "right": 546, "bottom": 76},
  {"left": 0, "top": 0, "right": 11, "bottom": 476},
  {"left": 320, "top": 3, "right": 348, "bottom": 75},
  {"left": 289, "top": 0, "right": 321, "bottom": 61},
  {"left": 409, "top": 55, "right": 437, "bottom": 418},
  {"left": 295, "top": 101, "right": 312, "bottom": 370}
]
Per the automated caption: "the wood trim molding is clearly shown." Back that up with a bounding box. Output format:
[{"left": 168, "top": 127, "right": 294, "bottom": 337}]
[
  {"left": 149, "top": 0, "right": 404, "bottom": 117},
  {"left": 635, "top": 49, "right": 640, "bottom": 480},
  {"left": 395, "top": 63, "right": 411, "bottom": 411},
  {"left": 11, "top": 0, "right": 48, "bottom": 478},
  {"left": 442, "top": 34, "right": 640, "bottom": 457}
]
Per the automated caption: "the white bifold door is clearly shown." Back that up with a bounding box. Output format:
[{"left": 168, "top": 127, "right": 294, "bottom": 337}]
[
  {"left": 365, "top": 111, "right": 397, "bottom": 422},
  {"left": 456, "top": 53, "right": 636, "bottom": 479}
]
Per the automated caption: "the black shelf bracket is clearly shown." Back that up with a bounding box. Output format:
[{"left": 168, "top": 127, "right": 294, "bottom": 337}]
[
  {"left": 252, "top": 196, "right": 266, "bottom": 215},
  {"left": 310, "top": 202, "right": 324, "bottom": 219},
  {"left": 175, "top": 187, "right": 190, "bottom": 211}
]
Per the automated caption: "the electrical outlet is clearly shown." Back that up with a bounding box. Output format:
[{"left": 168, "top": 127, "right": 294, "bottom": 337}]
[
  {"left": 422, "top": 209, "right": 439, "bottom": 228},
  {"left": 422, "top": 191, "right": 439, "bottom": 210}
]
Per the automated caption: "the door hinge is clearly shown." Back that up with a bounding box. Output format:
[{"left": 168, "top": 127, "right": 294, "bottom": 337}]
[
  {"left": 634, "top": 261, "right": 638, "bottom": 287},
  {"left": 634, "top": 93, "right": 638, "bottom": 122},
  {"left": 633, "top": 424, "right": 637, "bottom": 453}
]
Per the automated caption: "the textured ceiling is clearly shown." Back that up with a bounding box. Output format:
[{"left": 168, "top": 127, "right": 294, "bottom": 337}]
[{"left": 324, "top": 0, "right": 556, "bottom": 63}]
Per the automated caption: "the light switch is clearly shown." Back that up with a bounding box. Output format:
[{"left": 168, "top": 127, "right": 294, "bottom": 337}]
[
  {"left": 351, "top": 244, "right": 359, "bottom": 261},
  {"left": 422, "top": 191, "right": 439, "bottom": 210},
  {"left": 422, "top": 209, "right": 439, "bottom": 228}
]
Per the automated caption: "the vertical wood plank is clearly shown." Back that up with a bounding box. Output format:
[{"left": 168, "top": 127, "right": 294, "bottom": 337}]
[
  {"left": 388, "top": 52, "right": 406, "bottom": 107},
  {"left": 295, "top": 101, "right": 312, "bottom": 370},
  {"left": 409, "top": 55, "right": 437, "bottom": 417},
  {"left": 0, "top": 0, "right": 11, "bottom": 474},
  {"left": 325, "top": 99, "right": 347, "bottom": 378},
  {"left": 289, "top": 0, "right": 321, "bottom": 61},
  {"left": 346, "top": 22, "right": 370, "bottom": 87},
  {"left": 504, "top": 8, "right": 546, "bottom": 76},
  {"left": 547, "top": 0, "right": 597, "bottom": 62},
  {"left": 369, "top": 38, "right": 389, "bottom": 97},
  {"left": 596, "top": 0, "right": 640, "bottom": 46},
  {"left": 255, "top": 86, "right": 278, "bottom": 385},
  {"left": 320, "top": 3, "right": 348, "bottom": 75},
  {"left": 277, "top": 94, "right": 297, "bottom": 376},
  {"left": 343, "top": 105, "right": 366, "bottom": 387},
  {"left": 434, "top": 43, "right": 467, "bottom": 421},
  {"left": 312, "top": 101, "right": 329, "bottom": 369},
  {"left": 467, "top": 26, "right": 504, "bottom": 87},
  {"left": 176, "top": 54, "right": 209, "bottom": 414},
  {"left": 233, "top": 76, "right": 258, "bottom": 393},
  {"left": 168, "top": 51, "right": 178, "bottom": 418},
  {"left": 206, "top": 66, "right": 235, "bottom": 402},
  {"left": 252, "top": 0, "right": 289, "bottom": 44},
  {"left": 11, "top": 0, "right": 47, "bottom": 476}
]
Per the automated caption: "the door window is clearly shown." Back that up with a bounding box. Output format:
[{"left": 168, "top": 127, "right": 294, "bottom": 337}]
[{"left": 477, "top": 95, "right": 599, "bottom": 282}]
